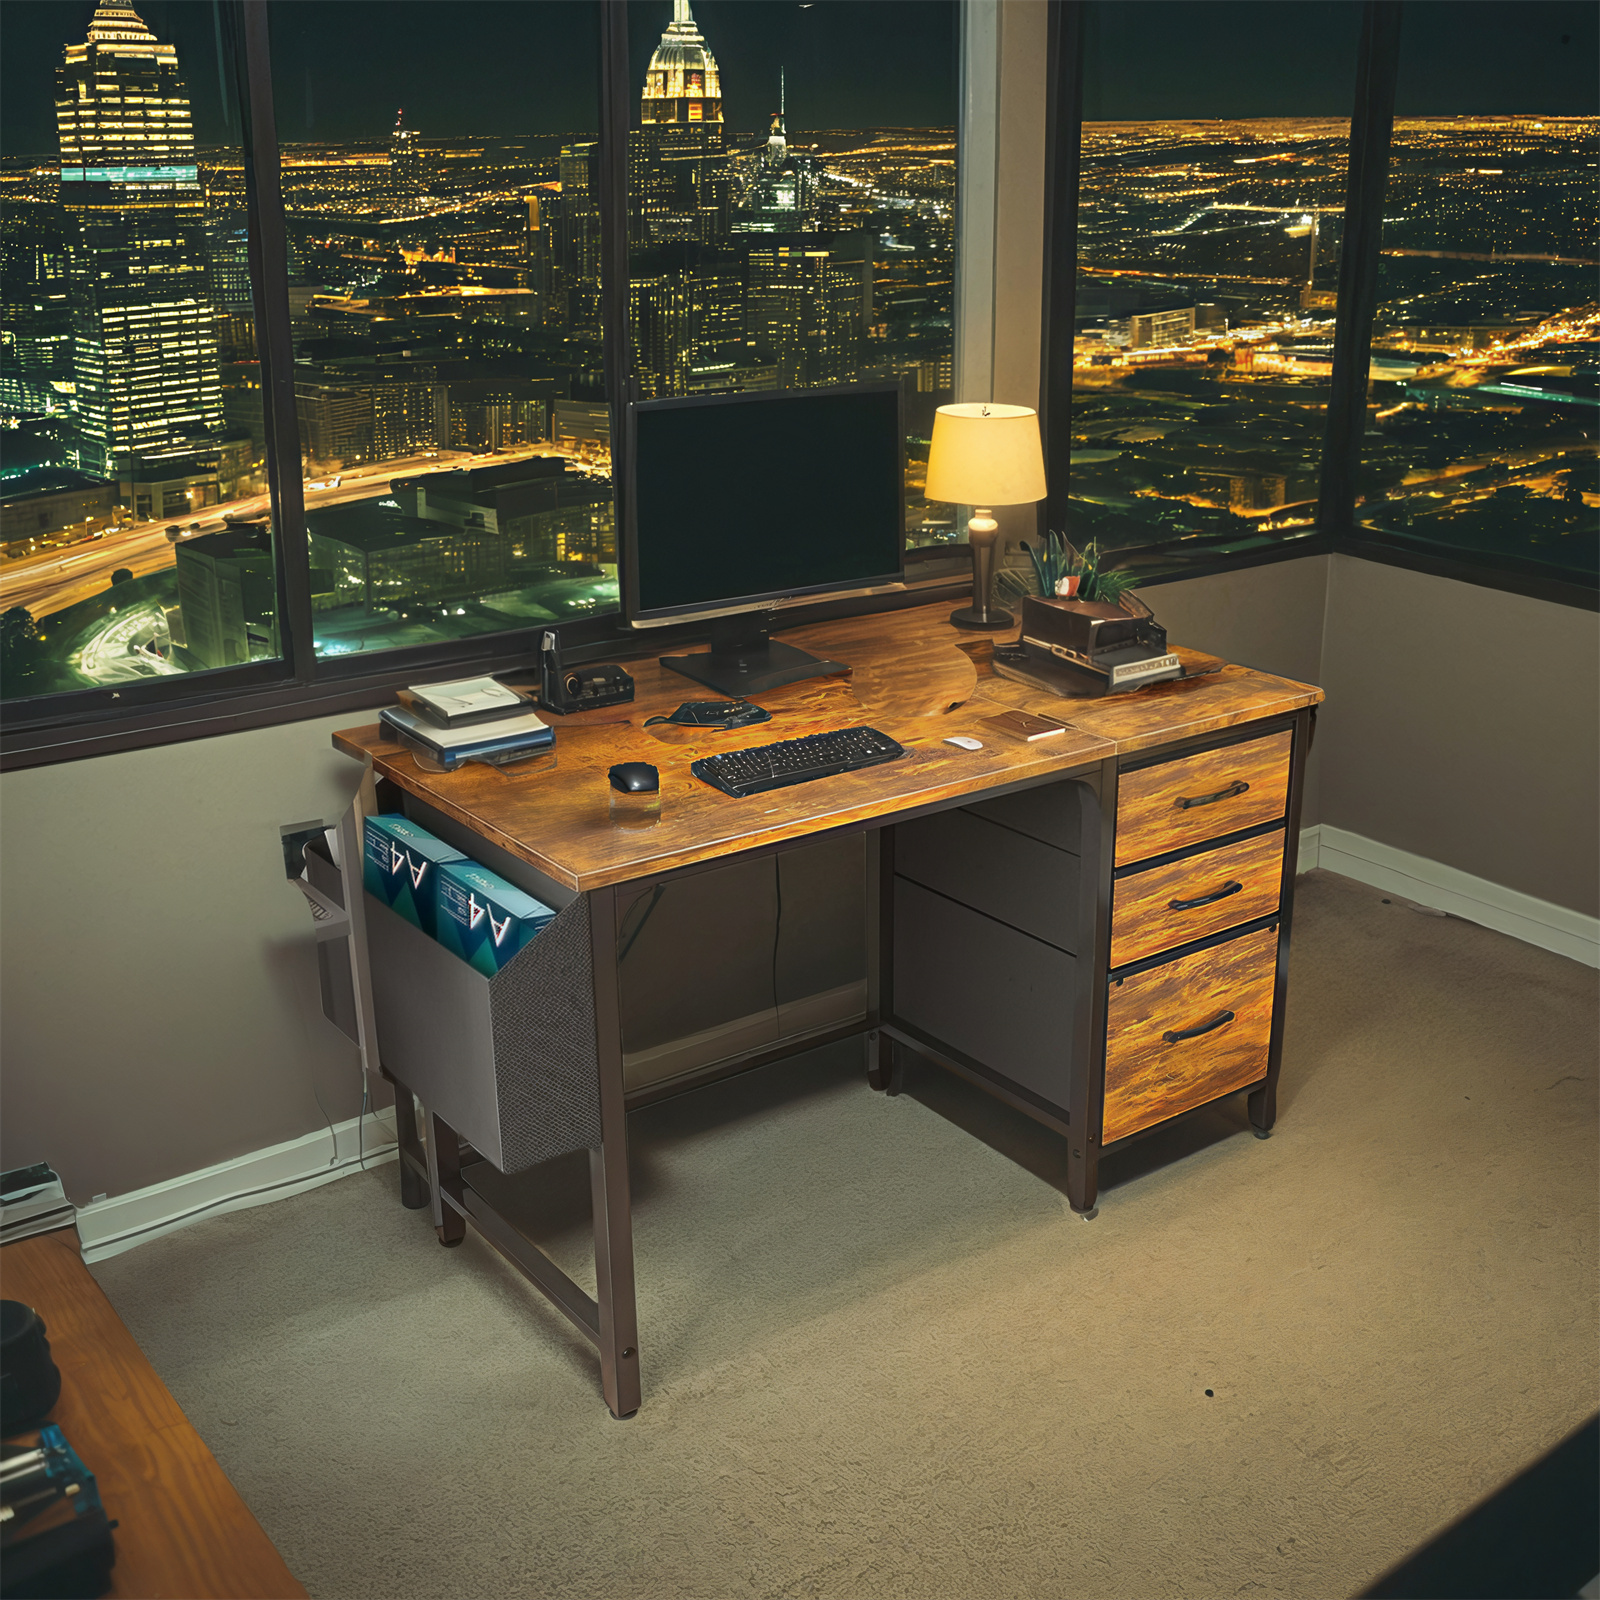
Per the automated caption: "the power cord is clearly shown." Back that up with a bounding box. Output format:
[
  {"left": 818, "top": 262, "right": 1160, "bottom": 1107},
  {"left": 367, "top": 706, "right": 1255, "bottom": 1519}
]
[
  {"left": 310, "top": 1077, "right": 340, "bottom": 1168},
  {"left": 617, "top": 884, "right": 666, "bottom": 962}
]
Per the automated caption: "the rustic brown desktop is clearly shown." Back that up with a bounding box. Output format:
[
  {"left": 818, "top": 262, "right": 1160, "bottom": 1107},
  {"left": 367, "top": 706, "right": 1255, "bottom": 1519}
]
[{"left": 333, "top": 601, "right": 1322, "bottom": 1418}]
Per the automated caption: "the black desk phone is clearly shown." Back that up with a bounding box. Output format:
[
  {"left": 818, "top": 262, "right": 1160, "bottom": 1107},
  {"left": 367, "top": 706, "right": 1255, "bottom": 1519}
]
[
  {"left": 644, "top": 700, "right": 772, "bottom": 730},
  {"left": 538, "top": 630, "right": 635, "bottom": 715}
]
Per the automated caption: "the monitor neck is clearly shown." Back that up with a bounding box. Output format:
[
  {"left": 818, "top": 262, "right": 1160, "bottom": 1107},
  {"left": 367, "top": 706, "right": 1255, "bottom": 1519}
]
[{"left": 659, "top": 608, "right": 848, "bottom": 698}]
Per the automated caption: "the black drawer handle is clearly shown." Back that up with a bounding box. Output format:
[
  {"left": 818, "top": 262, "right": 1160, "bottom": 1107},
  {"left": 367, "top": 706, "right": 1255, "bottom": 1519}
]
[
  {"left": 1174, "top": 779, "right": 1248, "bottom": 810},
  {"left": 1168, "top": 880, "right": 1243, "bottom": 912},
  {"left": 1162, "top": 1009, "right": 1235, "bottom": 1044}
]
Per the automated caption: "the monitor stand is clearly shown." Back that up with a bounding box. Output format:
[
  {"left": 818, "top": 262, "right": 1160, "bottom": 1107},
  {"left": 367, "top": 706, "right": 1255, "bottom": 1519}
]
[{"left": 660, "top": 612, "right": 848, "bottom": 698}]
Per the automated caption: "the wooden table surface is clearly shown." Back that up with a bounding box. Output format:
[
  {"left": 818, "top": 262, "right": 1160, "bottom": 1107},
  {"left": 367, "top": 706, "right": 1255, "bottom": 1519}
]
[
  {"left": 1, "top": 1230, "right": 306, "bottom": 1600},
  {"left": 334, "top": 602, "right": 1323, "bottom": 893}
]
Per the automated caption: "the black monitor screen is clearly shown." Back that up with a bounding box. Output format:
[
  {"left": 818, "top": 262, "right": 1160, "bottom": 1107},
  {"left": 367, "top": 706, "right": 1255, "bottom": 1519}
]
[{"left": 628, "top": 386, "right": 904, "bottom": 618}]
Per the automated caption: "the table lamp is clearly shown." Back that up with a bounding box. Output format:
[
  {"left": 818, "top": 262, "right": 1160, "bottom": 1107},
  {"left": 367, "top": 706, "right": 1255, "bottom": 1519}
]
[{"left": 924, "top": 402, "right": 1048, "bottom": 631}]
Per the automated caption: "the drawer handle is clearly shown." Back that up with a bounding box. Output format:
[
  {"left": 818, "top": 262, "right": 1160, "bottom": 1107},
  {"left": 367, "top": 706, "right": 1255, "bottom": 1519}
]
[
  {"left": 1168, "top": 880, "right": 1243, "bottom": 912},
  {"left": 1174, "top": 779, "right": 1248, "bottom": 810},
  {"left": 1162, "top": 1010, "right": 1235, "bottom": 1044}
]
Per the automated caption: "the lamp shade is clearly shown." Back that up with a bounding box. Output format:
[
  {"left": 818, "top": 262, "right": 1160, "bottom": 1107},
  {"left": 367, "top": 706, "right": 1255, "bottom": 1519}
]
[{"left": 923, "top": 402, "right": 1047, "bottom": 507}]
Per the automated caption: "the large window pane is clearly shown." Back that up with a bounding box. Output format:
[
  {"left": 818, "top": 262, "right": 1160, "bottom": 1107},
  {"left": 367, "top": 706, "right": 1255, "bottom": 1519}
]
[
  {"left": 1069, "top": 2, "right": 1360, "bottom": 573},
  {"left": 1358, "top": 2, "right": 1599, "bottom": 585},
  {"left": 267, "top": 1, "right": 616, "bottom": 662},
  {"left": 1, "top": 0, "right": 275, "bottom": 700},
  {"left": 626, "top": 0, "right": 959, "bottom": 551}
]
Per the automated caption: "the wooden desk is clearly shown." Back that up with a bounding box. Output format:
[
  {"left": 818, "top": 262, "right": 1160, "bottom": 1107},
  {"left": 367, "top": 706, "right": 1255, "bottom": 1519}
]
[
  {"left": 0, "top": 1230, "right": 305, "bottom": 1600},
  {"left": 334, "top": 602, "right": 1322, "bottom": 1417}
]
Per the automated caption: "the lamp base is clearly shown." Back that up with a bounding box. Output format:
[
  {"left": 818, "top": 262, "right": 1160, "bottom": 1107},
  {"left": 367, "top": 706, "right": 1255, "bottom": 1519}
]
[{"left": 949, "top": 604, "right": 1014, "bottom": 631}]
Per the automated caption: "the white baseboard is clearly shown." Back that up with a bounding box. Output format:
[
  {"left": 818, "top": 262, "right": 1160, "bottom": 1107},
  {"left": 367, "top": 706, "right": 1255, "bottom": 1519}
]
[
  {"left": 75, "top": 834, "right": 1594, "bottom": 1265},
  {"left": 78, "top": 1108, "right": 398, "bottom": 1265},
  {"left": 1299, "top": 824, "right": 1600, "bottom": 968}
]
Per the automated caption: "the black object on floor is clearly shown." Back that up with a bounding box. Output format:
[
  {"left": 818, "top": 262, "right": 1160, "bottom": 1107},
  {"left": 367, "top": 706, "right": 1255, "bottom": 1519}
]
[
  {"left": 1359, "top": 1413, "right": 1599, "bottom": 1599},
  {"left": 0, "top": 1506, "right": 117, "bottom": 1600},
  {"left": 0, "top": 1302, "right": 61, "bottom": 1433}
]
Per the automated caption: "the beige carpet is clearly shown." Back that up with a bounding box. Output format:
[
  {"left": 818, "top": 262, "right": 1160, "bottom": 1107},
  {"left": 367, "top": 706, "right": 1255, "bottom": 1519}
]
[{"left": 94, "top": 871, "right": 1598, "bottom": 1600}]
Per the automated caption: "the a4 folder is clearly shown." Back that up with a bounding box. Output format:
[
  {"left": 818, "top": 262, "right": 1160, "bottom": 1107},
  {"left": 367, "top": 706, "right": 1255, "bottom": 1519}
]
[{"left": 363, "top": 814, "right": 555, "bottom": 973}]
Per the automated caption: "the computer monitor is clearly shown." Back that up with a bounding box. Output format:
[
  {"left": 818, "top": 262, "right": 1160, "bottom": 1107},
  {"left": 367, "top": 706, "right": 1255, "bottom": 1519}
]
[{"left": 624, "top": 383, "right": 905, "bottom": 696}]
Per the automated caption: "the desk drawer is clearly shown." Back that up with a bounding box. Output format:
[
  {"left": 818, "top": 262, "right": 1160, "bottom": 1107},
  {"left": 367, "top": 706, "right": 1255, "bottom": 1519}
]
[
  {"left": 1102, "top": 922, "right": 1277, "bottom": 1143},
  {"left": 1115, "top": 730, "right": 1291, "bottom": 866},
  {"left": 1111, "top": 828, "right": 1284, "bottom": 967}
]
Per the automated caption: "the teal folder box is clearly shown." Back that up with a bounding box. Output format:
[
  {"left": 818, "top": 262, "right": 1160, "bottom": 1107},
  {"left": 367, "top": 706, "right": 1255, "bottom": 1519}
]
[
  {"left": 363, "top": 816, "right": 465, "bottom": 937},
  {"left": 437, "top": 861, "right": 556, "bottom": 976}
]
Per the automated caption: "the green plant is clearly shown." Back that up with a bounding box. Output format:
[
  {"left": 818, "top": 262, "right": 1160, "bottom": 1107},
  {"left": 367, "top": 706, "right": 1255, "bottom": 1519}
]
[{"left": 1000, "top": 532, "right": 1140, "bottom": 607}]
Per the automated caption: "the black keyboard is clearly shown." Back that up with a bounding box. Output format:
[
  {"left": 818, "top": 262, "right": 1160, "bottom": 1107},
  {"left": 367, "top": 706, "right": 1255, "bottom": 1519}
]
[{"left": 692, "top": 726, "right": 905, "bottom": 798}]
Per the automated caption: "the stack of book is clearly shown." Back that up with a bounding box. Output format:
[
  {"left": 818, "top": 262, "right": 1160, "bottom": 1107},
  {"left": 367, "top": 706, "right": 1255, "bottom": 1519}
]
[{"left": 380, "top": 677, "right": 555, "bottom": 771}]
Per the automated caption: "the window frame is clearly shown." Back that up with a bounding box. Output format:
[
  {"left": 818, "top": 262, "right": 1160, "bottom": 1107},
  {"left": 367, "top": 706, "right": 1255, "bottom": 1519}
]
[
  {"left": 1, "top": 0, "right": 979, "bottom": 768},
  {"left": 1041, "top": 0, "right": 1598, "bottom": 614}
]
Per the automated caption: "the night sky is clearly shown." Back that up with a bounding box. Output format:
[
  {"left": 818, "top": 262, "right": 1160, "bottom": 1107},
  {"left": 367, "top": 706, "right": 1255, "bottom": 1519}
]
[
  {"left": 2, "top": 0, "right": 1594, "bottom": 156},
  {"left": 1084, "top": 1, "right": 1599, "bottom": 120}
]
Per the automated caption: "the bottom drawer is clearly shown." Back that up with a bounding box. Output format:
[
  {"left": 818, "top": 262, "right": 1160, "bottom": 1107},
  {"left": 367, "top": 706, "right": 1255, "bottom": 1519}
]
[{"left": 1102, "top": 923, "right": 1277, "bottom": 1144}]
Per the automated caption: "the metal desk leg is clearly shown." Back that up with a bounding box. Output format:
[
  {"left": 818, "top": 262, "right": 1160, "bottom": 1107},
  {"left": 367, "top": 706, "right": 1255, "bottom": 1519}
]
[
  {"left": 1251, "top": 705, "right": 1314, "bottom": 1140},
  {"left": 1066, "top": 763, "right": 1117, "bottom": 1220},
  {"left": 425, "top": 1109, "right": 467, "bottom": 1247},
  {"left": 588, "top": 885, "right": 641, "bottom": 1419},
  {"left": 389, "top": 1079, "right": 430, "bottom": 1211},
  {"left": 864, "top": 829, "right": 894, "bottom": 1091}
]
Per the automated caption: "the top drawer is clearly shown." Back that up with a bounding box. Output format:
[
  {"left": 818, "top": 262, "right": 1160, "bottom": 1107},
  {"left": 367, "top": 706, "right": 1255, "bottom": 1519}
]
[{"left": 1115, "top": 730, "right": 1292, "bottom": 866}]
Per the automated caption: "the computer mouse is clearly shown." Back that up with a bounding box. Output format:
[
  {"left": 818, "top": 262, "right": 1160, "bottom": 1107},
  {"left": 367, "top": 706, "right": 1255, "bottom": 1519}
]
[
  {"left": 609, "top": 762, "right": 660, "bottom": 794},
  {"left": 944, "top": 736, "right": 984, "bottom": 751}
]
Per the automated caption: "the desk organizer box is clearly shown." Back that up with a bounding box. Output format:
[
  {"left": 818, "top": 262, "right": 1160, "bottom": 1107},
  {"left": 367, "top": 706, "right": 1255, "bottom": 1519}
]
[{"left": 364, "top": 892, "right": 600, "bottom": 1174}]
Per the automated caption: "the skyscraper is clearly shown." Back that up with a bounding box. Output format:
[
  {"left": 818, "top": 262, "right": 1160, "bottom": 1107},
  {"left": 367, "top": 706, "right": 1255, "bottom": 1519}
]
[
  {"left": 734, "top": 71, "right": 819, "bottom": 233},
  {"left": 389, "top": 110, "right": 423, "bottom": 199},
  {"left": 55, "top": 3, "right": 225, "bottom": 519},
  {"left": 632, "top": 0, "right": 728, "bottom": 245}
]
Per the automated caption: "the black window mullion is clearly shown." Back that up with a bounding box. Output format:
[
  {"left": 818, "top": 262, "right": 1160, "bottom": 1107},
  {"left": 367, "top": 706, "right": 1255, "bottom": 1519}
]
[
  {"left": 1040, "top": 0, "right": 1086, "bottom": 546},
  {"left": 599, "top": 0, "right": 633, "bottom": 595},
  {"left": 1317, "top": 0, "right": 1402, "bottom": 541},
  {"left": 238, "top": 0, "right": 315, "bottom": 683}
]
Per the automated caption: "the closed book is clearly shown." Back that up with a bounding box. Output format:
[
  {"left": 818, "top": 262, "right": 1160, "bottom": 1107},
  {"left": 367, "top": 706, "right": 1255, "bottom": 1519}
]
[
  {"left": 381, "top": 704, "right": 554, "bottom": 770},
  {"left": 981, "top": 709, "right": 1074, "bottom": 742},
  {"left": 402, "top": 675, "right": 527, "bottom": 727}
]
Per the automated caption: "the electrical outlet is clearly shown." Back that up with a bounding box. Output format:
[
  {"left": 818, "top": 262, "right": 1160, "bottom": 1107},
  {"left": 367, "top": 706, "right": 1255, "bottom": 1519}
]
[{"left": 280, "top": 819, "right": 329, "bottom": 880}]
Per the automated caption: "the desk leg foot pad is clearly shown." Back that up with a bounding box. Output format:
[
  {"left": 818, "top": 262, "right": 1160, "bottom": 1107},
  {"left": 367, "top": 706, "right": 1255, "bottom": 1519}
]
[
  {"left": 609, "top": 1408, "right": 639, "bottom": 1422},
  {"left": 1071, "top": 1205, "right": 1099, "bottom": 1222},
  {"left": 436, "top": 1229, "right": 465, "bottom": 1247},
  {"left": 1252, "top": 1127, "right": 1273, "bottom": 1140}
]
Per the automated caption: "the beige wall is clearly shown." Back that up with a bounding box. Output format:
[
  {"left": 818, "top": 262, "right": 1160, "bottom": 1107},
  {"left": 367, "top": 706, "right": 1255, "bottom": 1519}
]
[
  {"left": 1318, "top": 555, "right": 1599, "bottom": 917},
  {"left": 1138, "top": 555, "right": 1330, "bottom": 825},
  {"left": 0, "top": 714, "right": 371, "bottom": 1204}
]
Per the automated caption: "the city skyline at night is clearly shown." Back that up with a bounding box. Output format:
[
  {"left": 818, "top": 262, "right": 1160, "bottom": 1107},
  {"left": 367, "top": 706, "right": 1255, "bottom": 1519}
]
[{"left": 1, "top": 0, "right": 1594, "bottom": 702}]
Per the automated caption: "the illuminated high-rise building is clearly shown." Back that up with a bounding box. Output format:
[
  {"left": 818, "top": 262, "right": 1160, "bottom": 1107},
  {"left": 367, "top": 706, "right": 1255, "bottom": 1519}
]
[
  {"left": 54, "top": 3, "right": 225, "bottom": 516},
  {"left": 389, "top": 109, "right": 423, "bottom": 197},
  {"left": 640, "top": 0, "right": 722, "bottom": 125},
  {"left": 766, "top": 69, "right": 788, "bottom": 167},
  {"left": 558, "top": 142, "right": 604, "bottom": 337},
  {"left": 632, "top": 0, "right": 727, "bottom": 245},
  {"left": 734, "top": 70, "right": 818, "bottom": 233}
]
